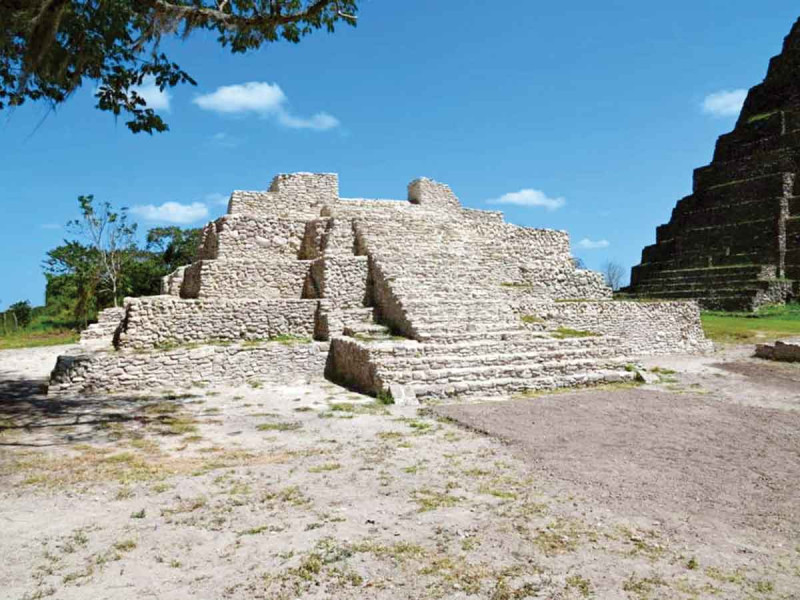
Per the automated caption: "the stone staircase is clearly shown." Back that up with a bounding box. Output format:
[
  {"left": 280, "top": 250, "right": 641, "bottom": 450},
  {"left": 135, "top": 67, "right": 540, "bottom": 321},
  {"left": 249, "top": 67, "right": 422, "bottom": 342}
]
[
  {"left": 624, "top": 265, "right": 793, "bottom": 311},
  {"left": 324, "top": 211, "right": 634, "bottom": 400}
]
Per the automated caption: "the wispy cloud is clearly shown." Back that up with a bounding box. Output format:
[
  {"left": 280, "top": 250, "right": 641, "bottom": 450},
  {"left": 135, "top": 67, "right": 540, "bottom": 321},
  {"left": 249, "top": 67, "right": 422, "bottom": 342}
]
[
  {"left": 702, "top": 89, "right": 746, "bottom": 118},
  {"left": 193, "top": 81, "right": 339, "bottom": 131},
  {"left": 134, "top": 77, "right": 171, "bottom": 111},
  {"left": 486, "top": 188, "right": 566, "bottom": 211},
  {"left": 577, "top": 238, "right": 610, "bottom": 250},
  {"left": 131, "top": 201, "right": 208, "bottom": 225}
]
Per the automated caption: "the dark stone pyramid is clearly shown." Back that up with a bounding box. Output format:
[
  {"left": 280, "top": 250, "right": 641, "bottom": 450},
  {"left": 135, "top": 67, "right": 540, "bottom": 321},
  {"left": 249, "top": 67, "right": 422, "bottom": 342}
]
[{"left": 626, "top": 18, "right": 800, "bottom": 310}]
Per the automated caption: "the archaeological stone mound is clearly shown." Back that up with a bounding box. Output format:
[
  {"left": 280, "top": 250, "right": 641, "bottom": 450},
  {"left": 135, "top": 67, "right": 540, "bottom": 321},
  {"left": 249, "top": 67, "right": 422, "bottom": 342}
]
[
  {"left": 50, "top": 173, "right": 711, "bottom": 400},
  {"left": 626, "top": 17, "right": 800, "bottom": 311}
]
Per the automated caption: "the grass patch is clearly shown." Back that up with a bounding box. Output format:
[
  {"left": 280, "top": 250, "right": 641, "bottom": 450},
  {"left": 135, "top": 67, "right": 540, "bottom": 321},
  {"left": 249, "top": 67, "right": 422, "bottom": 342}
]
[
  {"left": 550, "top": 327, "right": 598, "bottom": 339},
  {"left": 0, "top": 328, "right": 78, "bottom": 349},
  {"left": 321, "top": 401, "right": 390, "bottom": 417},
  {"left": 256, "top": 421, "right": 302, "bottom": 432},
  {"left": 412, "top": 488, "right": 461, "bottom": 512},
  {"left": 701, "top": 303, "right": 800, "bottom": 343},
  {"left": 270, "top": 334, "right": 313, "bottom": 345},
  {"left": 520, "top": 314, "right": 544, "bottom": 324}
]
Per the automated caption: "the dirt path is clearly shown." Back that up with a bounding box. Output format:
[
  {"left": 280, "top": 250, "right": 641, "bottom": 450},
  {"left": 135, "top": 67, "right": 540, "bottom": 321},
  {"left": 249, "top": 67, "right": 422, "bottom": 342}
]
[{"left": 1, "top": 344, "right": 798, "bottom": 599}]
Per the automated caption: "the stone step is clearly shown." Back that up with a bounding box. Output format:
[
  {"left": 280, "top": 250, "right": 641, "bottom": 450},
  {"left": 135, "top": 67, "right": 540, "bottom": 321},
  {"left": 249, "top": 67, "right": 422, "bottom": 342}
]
[
  {"left": 343, "top": 322, "right": 392, "bottom": 336},
  {"left": 375, "top": 346, "right": 620, "bottom": 374},
  {"left": 399, "top": 363, "right": 634, "bottom": 400},
  {"left": 630, "top": 280, "right": 775, "bottom": 294},
  {"left": 365, "top": 333, "right": 613, "bottom": 357},
  {"left": 378, "top": 355, "right": 627, "bottom": 385}
]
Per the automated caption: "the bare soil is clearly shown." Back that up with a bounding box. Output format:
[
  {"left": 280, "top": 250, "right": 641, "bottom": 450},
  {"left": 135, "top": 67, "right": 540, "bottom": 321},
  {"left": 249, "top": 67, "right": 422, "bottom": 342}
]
[{"left": 1, "top": 343, "right": 799, "bottom": 600}]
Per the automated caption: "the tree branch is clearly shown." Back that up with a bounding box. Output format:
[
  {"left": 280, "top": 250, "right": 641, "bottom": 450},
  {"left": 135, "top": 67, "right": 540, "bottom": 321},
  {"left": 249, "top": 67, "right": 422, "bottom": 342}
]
[{"left": 145, "top": 0, "right": 340, "bottom": 30}]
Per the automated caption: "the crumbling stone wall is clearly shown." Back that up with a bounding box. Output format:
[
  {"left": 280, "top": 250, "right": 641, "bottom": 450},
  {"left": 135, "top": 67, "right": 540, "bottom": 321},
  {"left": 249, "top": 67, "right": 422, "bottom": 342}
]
[
  {"left": 79, "top": 307, "right": 126, "bottom": 346},
  {"left": 115, "top": 296, "right": 317, "bottom": 350},
  {"left": 50, "top": 341, "right": 328, "bottom": 395},
  {"left": 515, "top": 300, "right": 713, "bottom": 355}
]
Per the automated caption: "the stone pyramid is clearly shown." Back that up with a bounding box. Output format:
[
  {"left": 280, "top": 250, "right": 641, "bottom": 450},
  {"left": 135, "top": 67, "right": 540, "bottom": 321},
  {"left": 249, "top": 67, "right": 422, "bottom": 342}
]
[
  {"left": 50, "top": 173, "right": 710, "bottom": 399},
  {"left": 626, "top": 18, "right": 800, "bottom": 310}
]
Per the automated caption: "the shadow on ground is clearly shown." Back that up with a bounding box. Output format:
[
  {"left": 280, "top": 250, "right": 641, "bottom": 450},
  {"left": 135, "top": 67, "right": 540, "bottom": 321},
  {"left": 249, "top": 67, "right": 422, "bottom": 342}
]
[{"left": 0, "top": 376, "right": 196, "bottom": 448}]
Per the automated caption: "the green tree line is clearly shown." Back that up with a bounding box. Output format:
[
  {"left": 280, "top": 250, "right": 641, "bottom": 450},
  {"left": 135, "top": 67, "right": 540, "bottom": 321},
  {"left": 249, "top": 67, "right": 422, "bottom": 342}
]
[{"left": 1, "top": 195, "right": 200, "bottom": 339}]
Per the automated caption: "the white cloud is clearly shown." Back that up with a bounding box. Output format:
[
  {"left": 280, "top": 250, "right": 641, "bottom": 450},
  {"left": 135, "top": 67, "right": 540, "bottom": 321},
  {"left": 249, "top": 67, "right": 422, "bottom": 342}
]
[
  {"left": 193, "top": 81, "right": 339, "bottom": 131},
  {"left": 194, "top": 82, "right": 285, "bottom": 114},
  {"left": 277, "top": 111, "right": 340, "bottom": 131},
  {"left": 702, "top": 89, "right": 746, "bottom": 118},
  {"left": 134, "top": 77, "right": 171, "bottom": 111},
  {"left": 577, "top": 238, "right": 610, "bottom": 250},
  {"left": 131, "top": 201, "right": 209, "bottom": 225},
  {"left": 486, "top": 188, "right": 565, "bottom": 211}
]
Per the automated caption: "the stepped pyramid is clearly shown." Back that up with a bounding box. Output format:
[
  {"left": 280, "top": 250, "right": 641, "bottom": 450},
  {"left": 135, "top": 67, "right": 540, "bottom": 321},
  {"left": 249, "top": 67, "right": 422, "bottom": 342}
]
[
  {"left": 50, "top": 173, "right": 710, "bottom": 400},
  {"left": 626, "top": 18, "right": 800, "bottom": 310}
]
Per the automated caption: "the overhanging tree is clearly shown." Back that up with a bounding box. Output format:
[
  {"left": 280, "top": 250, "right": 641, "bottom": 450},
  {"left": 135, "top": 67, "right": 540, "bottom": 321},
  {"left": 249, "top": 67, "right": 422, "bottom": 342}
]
[{"left": 2, "top": 0, "right": 358, "bottom": 133}]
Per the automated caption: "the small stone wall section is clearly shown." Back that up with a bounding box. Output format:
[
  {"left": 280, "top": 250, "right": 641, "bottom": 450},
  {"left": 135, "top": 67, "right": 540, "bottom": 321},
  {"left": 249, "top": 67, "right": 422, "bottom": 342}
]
[
  {"left": 50, "top": 342, "right": 328, "bottom": 395},
  {"left": 115, "top": 296, "right": 317, "bottom": 350},
  {"left": 79, "top": 307, "right": 126, "bottom": 346},
  {"left": 519, "top": 300, "right": 714, "bottom": 355},
  {"left": 181, "top": 258, "right": 311, "bottom": 299}
]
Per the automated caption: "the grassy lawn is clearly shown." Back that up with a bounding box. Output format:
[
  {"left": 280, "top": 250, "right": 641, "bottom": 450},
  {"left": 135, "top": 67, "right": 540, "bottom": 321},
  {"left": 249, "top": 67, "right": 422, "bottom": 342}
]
[
  {"left": 701, "top": 303, "right": 800, "bottom": 344},
  {"left": 0, "top": 329, "right": 79, "bottom": 350}
]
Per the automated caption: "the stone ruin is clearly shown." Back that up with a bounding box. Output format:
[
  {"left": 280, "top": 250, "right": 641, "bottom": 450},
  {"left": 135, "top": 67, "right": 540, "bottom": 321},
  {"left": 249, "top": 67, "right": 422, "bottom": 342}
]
[
  {"left": 625, "top": 18, "right": 800, "bottom": 311},
  {"left": 49, "top": 173, "right": 711, "bottom": 401},
  {"left": 755, "top": 340, "right": 800, "bottom": 363}
]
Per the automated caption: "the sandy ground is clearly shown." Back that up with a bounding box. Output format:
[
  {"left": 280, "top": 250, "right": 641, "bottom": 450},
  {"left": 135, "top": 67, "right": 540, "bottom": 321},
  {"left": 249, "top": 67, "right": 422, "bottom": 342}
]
[{"left": 0, "top": 342, "right": 799, "bottom": 599}]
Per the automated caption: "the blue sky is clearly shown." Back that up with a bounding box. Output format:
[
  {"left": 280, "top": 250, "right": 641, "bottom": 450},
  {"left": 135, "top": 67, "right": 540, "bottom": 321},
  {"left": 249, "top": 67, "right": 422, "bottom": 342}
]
[{"left": 1, "top": 1, "right": 798, "bottom": 309}]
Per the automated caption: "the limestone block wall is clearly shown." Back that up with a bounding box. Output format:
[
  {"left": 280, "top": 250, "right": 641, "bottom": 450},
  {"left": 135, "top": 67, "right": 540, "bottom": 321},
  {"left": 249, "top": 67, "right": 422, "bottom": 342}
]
[
  {"left": 474, "top": 222, "right": 572, "bottom": 261},
  {"left": 115, "top": 296, "right": 318, "bottom": 350},
  {"left": 161, "top": 267, "right": 186, "bottom": 296},
  {"left": 196, "top": 221, "right": 220, "bottom": 261},
  {"left": 180, "top": 258, "right": 311, "bottom": 299},
  {"left": 512, "top": 265, "right": 612, "bottom": 300},
  {"left": 323, "top": 337, "right": 379, "bottom": 393},
  {"left": 79, "top": 307, "right": 126, "bottom": 345},
  {"left": 215, "top": 215, "right": 308, "bottom": 259},
  {"left": 227, "top": 173, "right": 338, "bottom": 219},
  {"left": 407, "top": 178, "right": 462, "bottom": 211},
  {"left": 305, "top": 256, "right": 369, "bottom": 305},
  {"left": 516, "top": 300, "right": 713, "bottom": 355},
  {"left": 50, "top": 341, "right": 328, "bottom": 395}
]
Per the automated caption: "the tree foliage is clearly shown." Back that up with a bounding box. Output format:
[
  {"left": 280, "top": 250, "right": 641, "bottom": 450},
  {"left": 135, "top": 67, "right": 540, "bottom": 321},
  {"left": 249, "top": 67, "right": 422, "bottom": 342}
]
[
  {"left": 1, "top": 0, "right": 358, "bottom": 133},
  {"left": 41, "top": 195, "right": 201, "bottom": 328},
  {"left": 9, "top": 300, "right": 33, "bottom": 327},
  {"left": 67, "top": 195, "right": 137, "bottom": 307}
]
